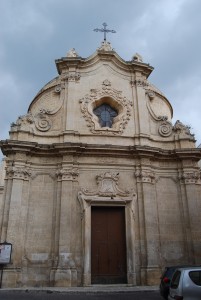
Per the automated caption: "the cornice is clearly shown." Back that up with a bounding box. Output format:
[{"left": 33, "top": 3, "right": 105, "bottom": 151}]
[
  {"left": 1, "top": 140, "right": 201, "bottom": 161},
  {"left": 55, "top": 57, "right": 84, "bottom": 74},
  {"left": 55, "top": 50, "right": 153, "bottom": 78}
]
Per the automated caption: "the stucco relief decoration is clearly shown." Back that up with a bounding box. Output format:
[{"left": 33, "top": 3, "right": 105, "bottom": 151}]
[
  {"left": 10, "top": 86, "right": 65, "bottom": 133},
  {"left": 66, "top": 72, "right": 81, "bottom": 82},
  {"left": 56, "top": 168, "right": 79, "bottom": 181},
  {"left": 34, "top": 109, "right": 52, "bottom": 131},
  {"left": 66, "top": 48, "right": 79, "bottom": 57},
  {"left": 54, "top": 85, "right": 62, "bottom": 93},
  {"left": 98, "top": 41, "right": 114, "bottom": 51},
  {"left": 173, "top": 120, "right": 194, "bottom": 137},
  {"left": 146, "top": 90, "right": 155, "bottom": 100},
  {"left": 33, "top": 88, "right": 64, "bottom": 115},
  {"left": 131, "top": 79, "right": 148, "bottom": 88},
  {"left": 157, "top": 119, "right": 194, "bottom": 139},
  {"left": 60, "top": 71, "right": 80, "bottom": 83},
  {"left": 11, "top": 110, "right": 52, "bottom": 133},
  {"left": 158, "top": 116, "right": 173, "bottom": 137},
  {"left": 6, "top": 166, "right": 32, "bottom": 180},
  {"left": 79, "top": 172, "right": 136, "bottom": 199},
  {"left": 132, "top": 53, "right": 143, "bottom": 62},
  {"left": 179, "top": 171, "right": 201, "bottom": 184},
  {"left": 11, "top": 113, "right": 35, "bottom": 132},
  {"left": 135, "top": 170, "right": 155, "bottom": 184},
  {"left": 79, "top": 80, "right": 132, "bottom": 135}
]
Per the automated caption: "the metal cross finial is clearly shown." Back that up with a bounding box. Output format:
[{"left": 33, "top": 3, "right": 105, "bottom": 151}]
[{"left": 93, "top": 22, "right": 116, "bottom": 41}]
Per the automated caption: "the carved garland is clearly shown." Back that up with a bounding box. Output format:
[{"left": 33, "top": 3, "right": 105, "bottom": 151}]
[{"left": 79, "top": 80, "right": 132, "bottom": 135}]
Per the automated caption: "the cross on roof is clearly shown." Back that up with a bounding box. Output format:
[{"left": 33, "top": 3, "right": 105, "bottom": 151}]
[{"left": 93, "top": 22, "right": 116, "bottom": 41}]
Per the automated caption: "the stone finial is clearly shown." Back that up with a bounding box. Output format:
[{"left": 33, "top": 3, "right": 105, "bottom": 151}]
[
  {"left": 132, "top": 53, "right": 143, "bottom": 62},
  {"left": 66, "top": 48, "right": 79, "bottom": 57}
]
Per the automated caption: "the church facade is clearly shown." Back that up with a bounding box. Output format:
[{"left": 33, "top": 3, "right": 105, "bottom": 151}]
[{"left": 0, "top": 41, "right": 201, "bottom": 288}]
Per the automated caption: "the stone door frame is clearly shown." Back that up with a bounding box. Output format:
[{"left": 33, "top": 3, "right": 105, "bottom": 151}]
[{"left": 78, "top": 172, "right": 137, "bottom": 286}]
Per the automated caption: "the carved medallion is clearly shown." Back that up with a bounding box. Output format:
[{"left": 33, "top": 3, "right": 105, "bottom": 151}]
[{"left": 80, "top": 171, "right": 135, "bottom": 198}]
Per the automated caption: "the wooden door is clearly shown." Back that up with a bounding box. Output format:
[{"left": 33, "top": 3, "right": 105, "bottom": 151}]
[{"left": 91, "top": 206, "right": 127, "bottom": 284}]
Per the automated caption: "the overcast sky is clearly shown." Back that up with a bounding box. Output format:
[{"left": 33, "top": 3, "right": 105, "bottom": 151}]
[{"left": 1, "top": 0, "right": 201, "bottom": 159}]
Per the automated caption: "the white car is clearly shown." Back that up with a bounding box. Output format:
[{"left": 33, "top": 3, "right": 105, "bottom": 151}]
[{"left": 168, "top": 267, "right": 201, "bottom": 299}]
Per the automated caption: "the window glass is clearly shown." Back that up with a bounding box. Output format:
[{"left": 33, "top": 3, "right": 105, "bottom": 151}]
[
  {"left": 93, "top": 104, "right": 117, "bottom": 128},
  {"left": 171, "top": 270, "right": 181, "bottom": 289},
  {"left": 165, "top": 267, "right": 177, "bottom": 277},
  {"left": 189, "top": 271, "right": 201, "bottom": 286}
]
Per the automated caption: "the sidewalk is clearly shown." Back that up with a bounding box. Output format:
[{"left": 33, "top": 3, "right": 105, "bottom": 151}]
[{"left": 0, "top": 285, "right": 159, "bottom": 293}]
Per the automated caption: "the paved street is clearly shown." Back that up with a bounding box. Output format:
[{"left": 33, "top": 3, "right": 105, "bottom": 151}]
[{"left": 0, "top": 290, "right": 161, "bottom": 300}]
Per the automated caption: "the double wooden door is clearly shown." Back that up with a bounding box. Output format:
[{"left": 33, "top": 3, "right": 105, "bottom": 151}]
[{"left": 91, "top": 206, "right": 127, "bottom": 284}]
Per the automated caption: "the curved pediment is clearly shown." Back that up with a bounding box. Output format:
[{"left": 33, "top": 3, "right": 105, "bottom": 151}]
[{"left": 55, "top": 41, "right": 154, "bottom": 78}]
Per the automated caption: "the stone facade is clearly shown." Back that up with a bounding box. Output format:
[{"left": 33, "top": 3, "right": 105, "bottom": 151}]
[{"left": 0, "top": 42, "right": 201, "bottom": 288}]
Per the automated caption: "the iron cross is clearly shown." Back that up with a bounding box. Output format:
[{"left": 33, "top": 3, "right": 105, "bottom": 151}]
[{"left": 94, "top": 22, "right": 116, "bottom": 41}]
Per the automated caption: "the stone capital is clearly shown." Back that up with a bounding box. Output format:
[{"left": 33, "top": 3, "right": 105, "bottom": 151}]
[
  {"left": 179, "top": 171, "right": 201, "bottom": 184},
  {"left": 135, "top": 170, "right": 155, "bottom": 184},
  {"left": 6, "top": 166, "right": 32, "bottom": 180},
  {"left": 56, "top": 167, "right": 79, "bottom": 181}
]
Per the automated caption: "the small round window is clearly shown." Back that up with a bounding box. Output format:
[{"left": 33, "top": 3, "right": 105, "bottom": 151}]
[{"left": 93, "top": 104, "right": 118, "bottom": 128}]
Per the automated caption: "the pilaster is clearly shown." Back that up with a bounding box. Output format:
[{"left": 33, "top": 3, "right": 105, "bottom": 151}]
[
  {"left": 5, "top": 165, "right": 32, "bottom": 264},
  {"left": 179, "top": 169, "right": 201, "bottom": 264},
  {"left": 60, "top": 68, "right": 80, "bottom": 132},
  {"left": 54, "top": 166, "right": 79, "bottom": 287},
  {"left": 132, "top": 76, "right": 150, "bottom": 139},
  {"left": 135, "top": 165, "right": 161, "bottom": 285}
]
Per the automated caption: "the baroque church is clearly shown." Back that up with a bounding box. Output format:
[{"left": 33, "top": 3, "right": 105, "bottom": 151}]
[{"left": 0, "top": 37, "right": 201, "bottom": 288}]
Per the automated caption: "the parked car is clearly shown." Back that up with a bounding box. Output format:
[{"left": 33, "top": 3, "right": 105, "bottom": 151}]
[
  {"left": 168, "top": 267, "right": 201, "bottom": 300},
  {"left": 159, "top": 266, "right": 194, "bottom": 299},
  {"left": 160, "top": 266, "right": 181, "bottom": 299}
]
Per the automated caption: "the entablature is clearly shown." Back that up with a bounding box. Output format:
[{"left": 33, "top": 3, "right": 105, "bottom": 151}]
[{"left": 1, "top": 140, "right": 201, "bottom": 163}]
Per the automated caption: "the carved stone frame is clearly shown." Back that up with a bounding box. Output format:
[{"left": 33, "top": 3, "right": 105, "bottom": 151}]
[
  {"left": 79, "top": 80, "right": 132, "bottom": 135},
  {"left": 78, "top": 172, "right": 137, "bottom": 286}
]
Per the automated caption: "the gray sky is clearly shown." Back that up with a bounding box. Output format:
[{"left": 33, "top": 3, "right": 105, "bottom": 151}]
[{"left": 1, "top": 0, "right": 201, "bottom": 159}]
